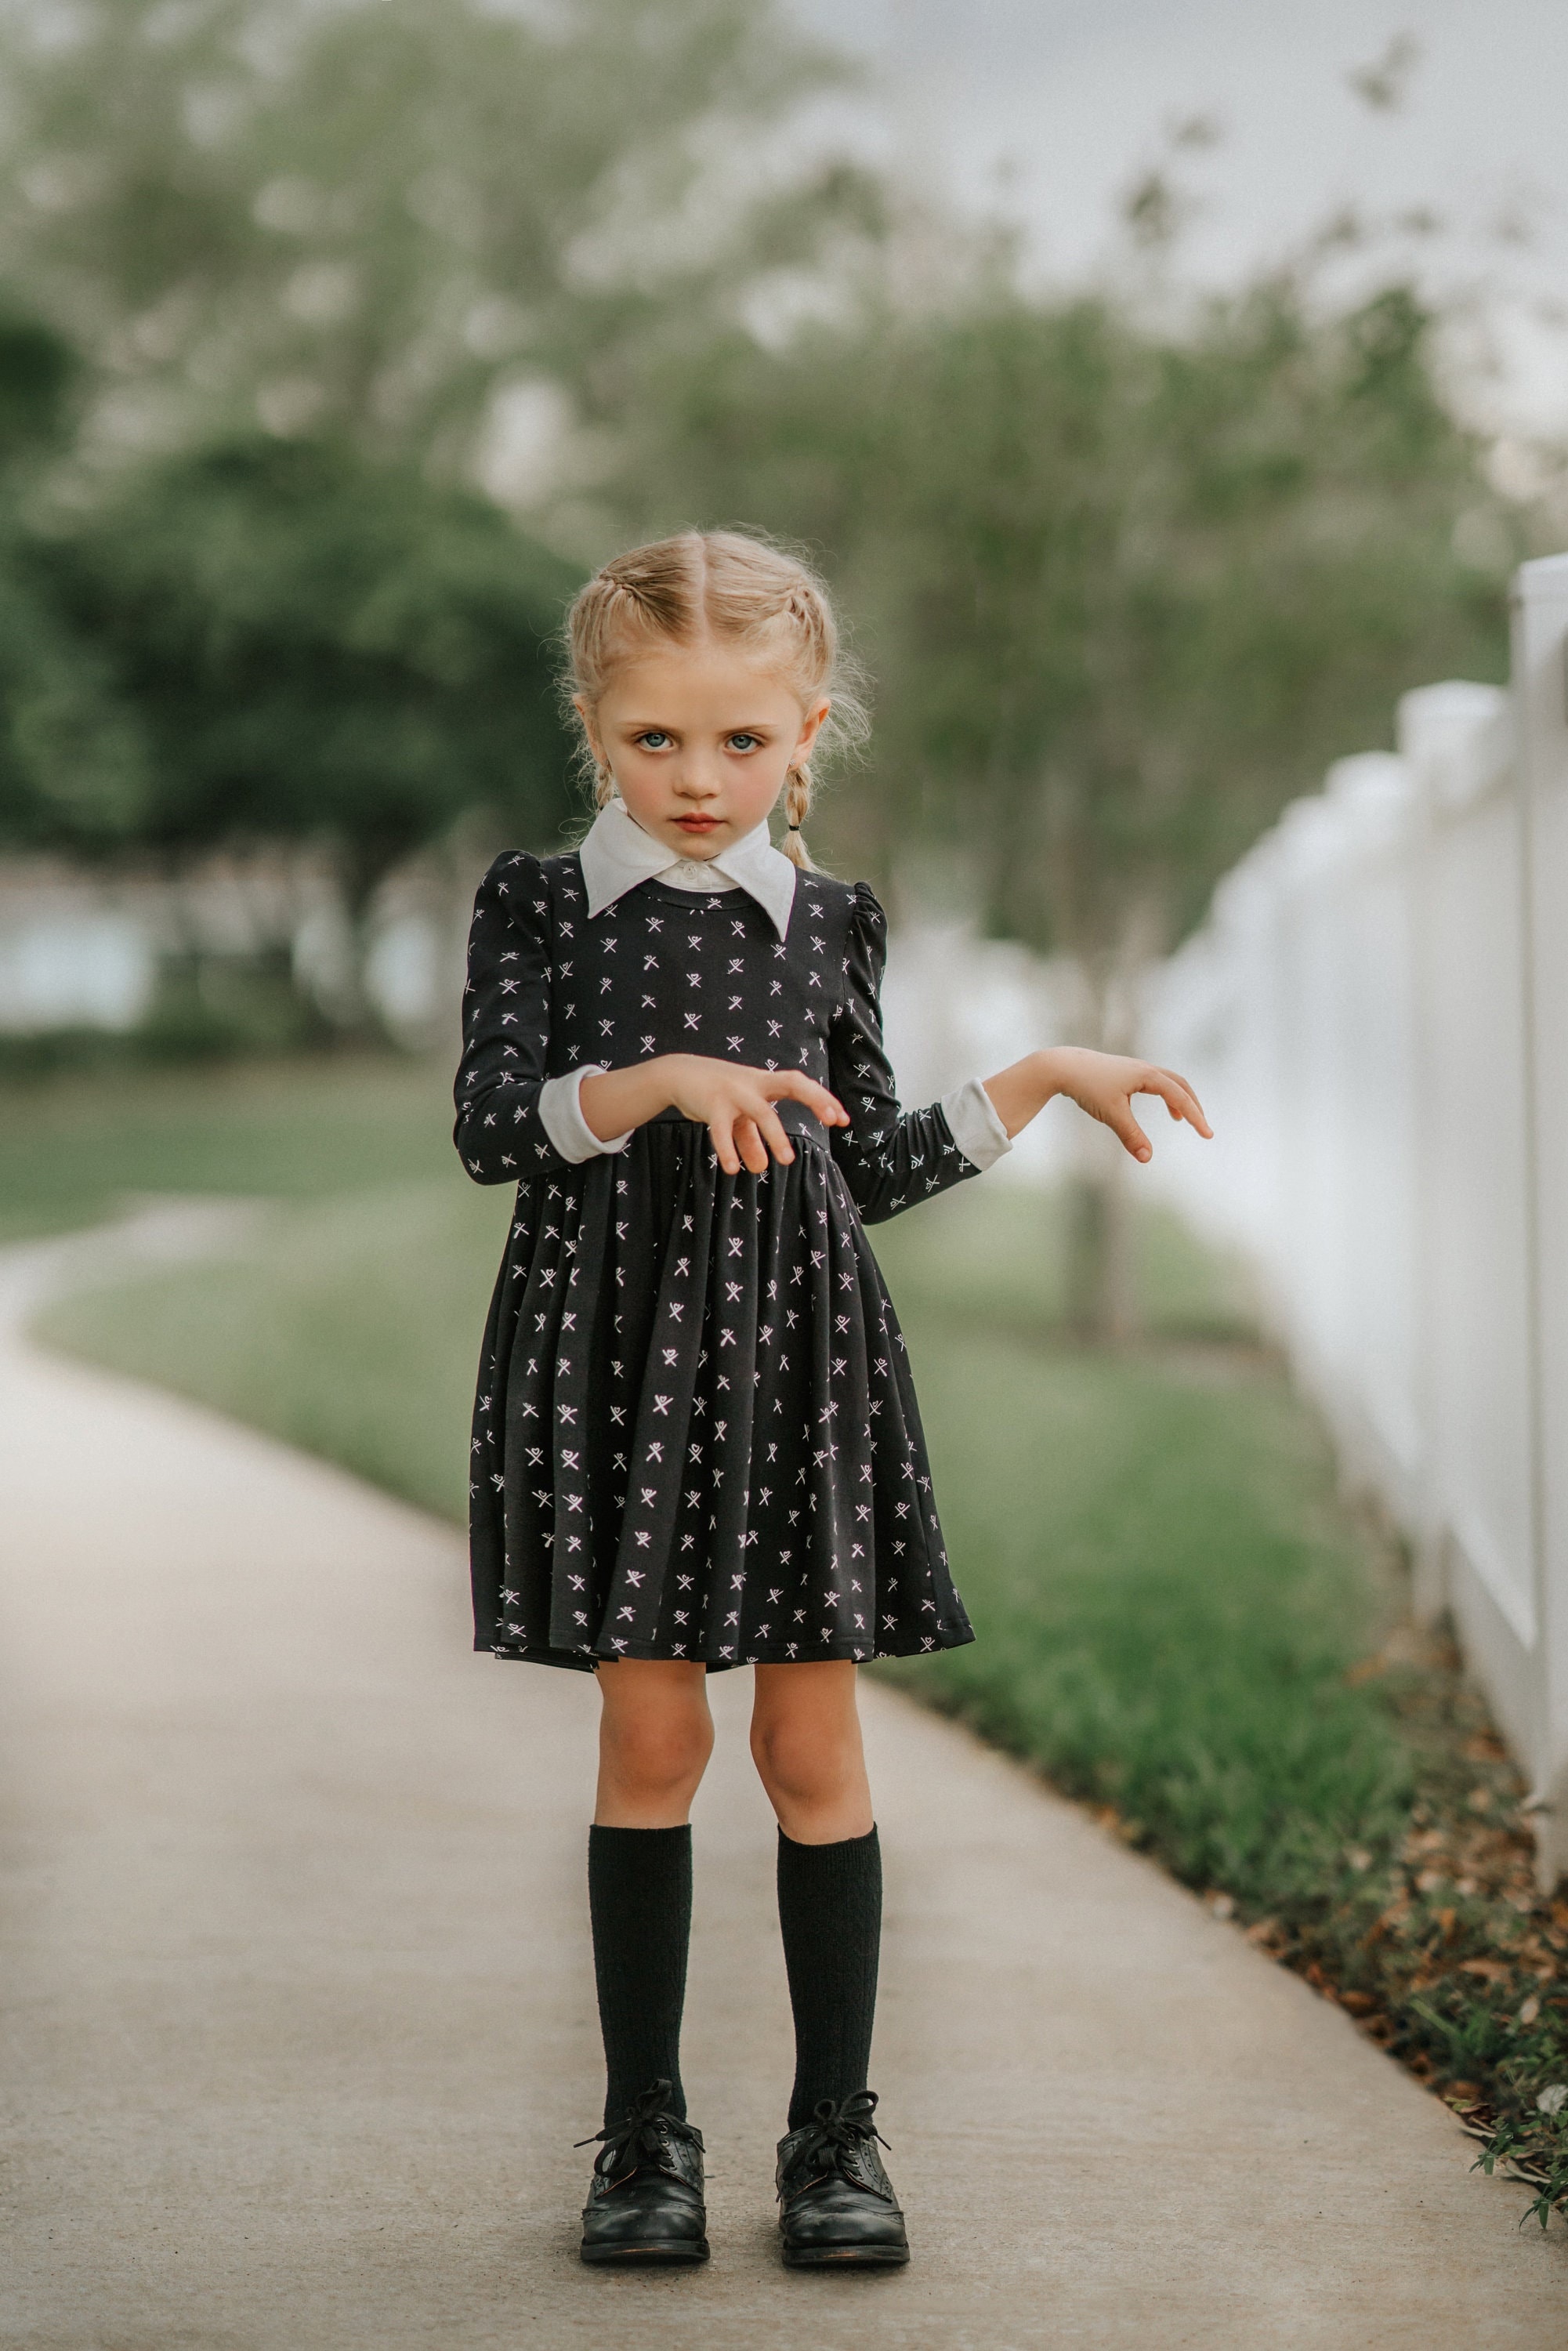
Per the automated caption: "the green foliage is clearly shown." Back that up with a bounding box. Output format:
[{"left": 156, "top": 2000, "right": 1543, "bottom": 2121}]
[
  {"left": 0, "top": 3, "right": 1528, "bottom": 964},
  {"left": 0, "top": 295, "right": 151, "bottom": 850},
  {"left": 0, "top": 302, "right": 77, "bottom": 457},
  {"left": 31, "top": 433, "right": 581, "bottom": 884},
  {"left": 0, "top": 0, "right": 871, "bottom": 462},
  {"left": 617, "top": 275, "right": 1519, "bottom": 962}
]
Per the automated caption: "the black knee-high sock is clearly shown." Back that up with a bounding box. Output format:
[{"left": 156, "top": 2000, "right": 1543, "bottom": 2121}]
[
  {"left": 776, "top": 1824, "right": 882, "bottom": 2130},
  {"left": 588, "top": 1824, "right": 692, "bottom": 2128}
]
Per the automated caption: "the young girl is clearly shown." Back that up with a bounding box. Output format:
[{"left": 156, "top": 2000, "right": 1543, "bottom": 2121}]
[{"left": 454, "top": 530, "right": 1209, "bottom": 2272}]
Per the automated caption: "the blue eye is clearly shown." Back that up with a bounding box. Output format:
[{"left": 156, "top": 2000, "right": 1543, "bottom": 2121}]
[
  {"left": 636, "top": 731, "right": 672, "bottom": 749},
  {"left": 728, "top": 734, "right": 761, "bottom": 752}
]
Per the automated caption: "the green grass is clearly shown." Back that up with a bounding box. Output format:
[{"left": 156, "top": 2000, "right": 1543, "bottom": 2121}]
[
  {"left": 874, "top": 1328, "right": 1408, "bottom": 1904},
  {"left": 39, "top": 1176, "right": 509, "bottom": 1513},
  {"left": 0, "top": 1055, "right": 457, "bottom": 1241}
]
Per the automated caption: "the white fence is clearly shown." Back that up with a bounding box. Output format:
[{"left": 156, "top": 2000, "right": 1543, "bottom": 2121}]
[{"left": 1143, "top": 554, "right": 1568, "bottom": 1879}]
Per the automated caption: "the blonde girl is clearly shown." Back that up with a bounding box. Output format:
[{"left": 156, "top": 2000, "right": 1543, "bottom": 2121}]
[{"left": 454, "top": 529, "right": 1210, "bottom": 2271}]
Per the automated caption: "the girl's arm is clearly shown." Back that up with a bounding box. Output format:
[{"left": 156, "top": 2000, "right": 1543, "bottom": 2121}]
[
  {"left": 826, "top": 883, "right": 1001, "bottom": 1224},
  {"left": 456, "top": 858, "right": 847, "bottom": 1183},
  {"left": 983, "top": 1049, "right": 1211, "bottom": 1161},
  {"left": 578, "top": 1057, "right": 847, "bottom": 1177},
  {"left": 454, "top": 853, "right": 591, "bottom": 1183}
]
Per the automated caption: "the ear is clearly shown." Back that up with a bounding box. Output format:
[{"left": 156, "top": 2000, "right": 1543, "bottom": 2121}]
[
  {"left": 794, "top": 697, "right": 831, "bottom": 761},
  {"left": 573, "top": 693, "right": 603, "bottom": 763}
]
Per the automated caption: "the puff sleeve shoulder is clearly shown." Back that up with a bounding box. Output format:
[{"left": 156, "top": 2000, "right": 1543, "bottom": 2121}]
[
  {"left": 826, "top": 882, "right": 988, "bottom": 1225},
  {"left": 453, "top": 853, "right": 577, "bottom": 1184}
]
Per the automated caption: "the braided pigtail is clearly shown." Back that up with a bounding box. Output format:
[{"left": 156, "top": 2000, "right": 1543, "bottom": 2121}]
[{"left": 782, "top": 761, "right": 816, "bottom": 871}]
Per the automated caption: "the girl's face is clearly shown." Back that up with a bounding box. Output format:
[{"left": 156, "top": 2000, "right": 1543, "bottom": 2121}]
[{"left": 578, "top": 639, "right": 829, "bottom": 860}]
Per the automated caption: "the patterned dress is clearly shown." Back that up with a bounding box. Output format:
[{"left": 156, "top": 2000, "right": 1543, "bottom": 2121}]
[{"left": 454, "top": 848, "right": 980, "bottom": 1672}]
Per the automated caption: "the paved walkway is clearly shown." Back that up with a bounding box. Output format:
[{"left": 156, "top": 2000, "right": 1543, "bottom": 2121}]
[{"left": 2, "top": 1220, "right": 1563, "bottom": 2349}]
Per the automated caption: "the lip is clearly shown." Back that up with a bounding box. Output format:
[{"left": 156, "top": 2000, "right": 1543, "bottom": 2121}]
[{"left": 674, "top": 815, "right": 722, "bottom": 832}]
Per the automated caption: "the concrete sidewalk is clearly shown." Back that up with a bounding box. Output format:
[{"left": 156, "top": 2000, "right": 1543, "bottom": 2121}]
[{"left": 1, "top": 1227, "right": 1562, "bottom": 2349}]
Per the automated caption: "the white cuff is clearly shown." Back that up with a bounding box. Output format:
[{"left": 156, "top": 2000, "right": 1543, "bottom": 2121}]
[
  {"left": 940, "top": 1076, "right": 1012, "bottom": 1172},
  {"left": 538, "top": 1066, "right": 633, "bottom": 1164}
]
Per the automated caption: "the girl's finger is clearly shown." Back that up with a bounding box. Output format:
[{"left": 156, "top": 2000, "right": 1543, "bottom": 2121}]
[
  {"left": 708, "top": 1117, "right": 742, "bottom": 1176},
  {"left": 751, "top": 1103, "right": 796, "bottom": 1165},
  {"left": 770, "top": 1069, "right": 849, "bottom": 1127},
  {"left": 733, "top": 1115, "right": 770, "bottom": 1176},
  {"left": 1106, "top": 1099, "right": 1153, "bottom": 1161},
  {"left": 1150, "top": 1066, "right": 1212, "bottom": 1137}
]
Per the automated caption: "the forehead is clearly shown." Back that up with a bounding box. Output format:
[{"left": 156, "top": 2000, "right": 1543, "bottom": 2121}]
[{"left": 599, "top": 639, "right": 803, "bottom": 719}]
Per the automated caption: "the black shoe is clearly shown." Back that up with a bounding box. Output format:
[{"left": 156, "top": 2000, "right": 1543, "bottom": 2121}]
[
  {"left": 578, "top": 2079, "right": 710, "bottom": 2266},
  {"left": 776, "top": 2090, "right": 910, "bottom": 2269}
]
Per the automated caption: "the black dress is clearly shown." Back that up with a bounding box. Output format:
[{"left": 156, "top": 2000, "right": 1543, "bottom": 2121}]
[{"left": 454, "top": 849, "right": 980, "bottom": 1673}]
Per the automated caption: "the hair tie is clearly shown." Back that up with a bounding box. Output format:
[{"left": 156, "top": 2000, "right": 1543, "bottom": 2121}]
[{"left": 788, "top": 821, "right": 802, "bottom": 831}]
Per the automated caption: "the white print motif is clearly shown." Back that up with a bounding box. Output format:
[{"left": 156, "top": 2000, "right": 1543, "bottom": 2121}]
[{"left": 459, "top": 854, "right": 976, "bottom": 1671}]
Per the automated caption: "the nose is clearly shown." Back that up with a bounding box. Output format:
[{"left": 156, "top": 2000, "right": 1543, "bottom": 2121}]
[{"left": 672, "top": 758, "right": 722, "bottom": 800}]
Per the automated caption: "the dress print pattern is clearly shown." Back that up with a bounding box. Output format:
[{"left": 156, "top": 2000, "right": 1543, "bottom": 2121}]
[{"left": 454, "top": 849, "right": 980, "bottom": 1673}]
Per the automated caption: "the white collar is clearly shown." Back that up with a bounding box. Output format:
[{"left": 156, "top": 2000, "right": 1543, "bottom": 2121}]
[{"left": 578, "top": 796, "right": 797, "bottom": 939}]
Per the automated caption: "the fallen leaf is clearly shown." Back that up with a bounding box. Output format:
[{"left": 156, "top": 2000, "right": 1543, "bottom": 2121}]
[
  {"left": 1341, "top": 1990, "right": 1376, "bottom": 2015},
  {"left": 1458, "top": 1958, "right": 1508, "bottom": 1982},
  {"left": 1517, "top": 1995, "right": 1541, "bottom": 2025}
]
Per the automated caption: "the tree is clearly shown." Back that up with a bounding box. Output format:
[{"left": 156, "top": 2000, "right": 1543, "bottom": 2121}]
[
  {"left": 40, "top": 433, "right": 581, "bottom": 1024},
  {"left": 608, "top": 272, "right": 1524, "bottom": 1330},
  {"left": 0, "top": 0, "right": 879, "bottom": 471},
  {"left": 0, "top": 299, "right": 149, "bottom": 855}
]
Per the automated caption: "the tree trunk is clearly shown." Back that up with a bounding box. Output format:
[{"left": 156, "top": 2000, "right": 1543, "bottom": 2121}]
[
  {"left": 320, "top": 837, "right": 406, "bottom": 1045},
  {"left": 1059, "top": 922, "right": 1156, "bottom": 1347},
  {"left": 1063, "top": 1147, "right": 1137, "bottom": 1345}
]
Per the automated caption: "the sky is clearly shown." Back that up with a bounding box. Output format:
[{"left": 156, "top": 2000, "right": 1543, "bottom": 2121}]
[{"left": 788, "top": 0, "right": 1568, "bottom": 433}]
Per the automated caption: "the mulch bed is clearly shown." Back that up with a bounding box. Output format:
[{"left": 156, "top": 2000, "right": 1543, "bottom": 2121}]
[{"left": 1230, "top": 1625, "right": 1567, "bottom": 2229}]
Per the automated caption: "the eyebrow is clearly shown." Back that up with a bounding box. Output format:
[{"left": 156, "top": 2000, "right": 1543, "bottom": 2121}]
[{"left": 617, "top": 717, "right": 781, "bottom": 733}]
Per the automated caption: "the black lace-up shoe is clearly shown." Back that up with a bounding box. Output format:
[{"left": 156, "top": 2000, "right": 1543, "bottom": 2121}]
[
  {"left": 775, "top": 2090, "right": 910, "bottom": 2269},
  {"left": 578, "top": 2079, "right": 710, "bottom": 2265}
]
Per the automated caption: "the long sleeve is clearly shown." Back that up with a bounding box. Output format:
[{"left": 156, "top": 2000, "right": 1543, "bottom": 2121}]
[
  {"left": 826, "top": 882, "right": 990, "bottom": 1226},
  {"left": 454, "top": 853, "right": 579, "bottom": 1184}
]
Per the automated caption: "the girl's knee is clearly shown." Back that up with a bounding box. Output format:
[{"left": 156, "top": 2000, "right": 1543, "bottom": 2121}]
[
  {"left": 603, "top": 1701, "right": 713, "bottom": 1799},
  {"left": 750, "top": 1712, "right": 854, "bottom": 1806}
]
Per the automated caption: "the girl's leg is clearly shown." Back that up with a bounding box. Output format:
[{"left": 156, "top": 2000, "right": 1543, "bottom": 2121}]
[
  {"left": 590, "top": 1661, "right": 714, "bottom": 2126},
  {"left": 751, "top": 1662, "right": 881, "bottom": 2127}
]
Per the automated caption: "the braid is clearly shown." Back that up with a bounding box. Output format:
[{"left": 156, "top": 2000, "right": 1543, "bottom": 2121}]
[{"left": 782, "top": 762, "right": 816, "bottom": 871}]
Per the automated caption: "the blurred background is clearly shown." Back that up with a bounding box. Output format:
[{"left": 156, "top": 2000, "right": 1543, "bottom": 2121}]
[{"left": 5, "top": 0, "right": 1568, "bottom": 2182}]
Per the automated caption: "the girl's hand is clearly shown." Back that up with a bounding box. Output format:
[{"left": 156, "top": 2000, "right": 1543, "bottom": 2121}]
[
  {"left": 668, "top": 1056, "right": 849, "bottom": 1174},
  {"left": 983, "top": 1047, "right": 1212, "bottom": 1163},
  {"left": 579, "top": 1054, "right": 848, "bottom": 1175}
]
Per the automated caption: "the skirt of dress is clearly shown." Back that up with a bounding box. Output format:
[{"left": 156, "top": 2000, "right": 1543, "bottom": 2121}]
[{"left": 468, "top": 1117, "right": 976, "bottom": 1672}]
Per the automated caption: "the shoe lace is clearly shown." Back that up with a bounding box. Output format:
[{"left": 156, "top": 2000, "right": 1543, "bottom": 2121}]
[
  {"left": 793, "top": 2088, "right": 891, "bottom": 2173},
  {"left": 575, "top": 2078, "right": 704, "bottom": 2181}
]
